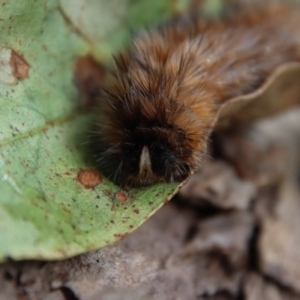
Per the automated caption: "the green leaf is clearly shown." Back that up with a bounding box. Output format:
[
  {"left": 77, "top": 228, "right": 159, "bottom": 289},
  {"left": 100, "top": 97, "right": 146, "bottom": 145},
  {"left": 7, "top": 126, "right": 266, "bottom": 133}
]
[{"left": 0, "top": 0, "right": 190, "bottom": 261}]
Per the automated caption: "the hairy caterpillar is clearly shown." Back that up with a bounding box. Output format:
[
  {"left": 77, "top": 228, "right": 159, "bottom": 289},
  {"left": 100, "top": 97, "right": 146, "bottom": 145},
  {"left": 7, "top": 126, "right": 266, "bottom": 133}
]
[{"left": 94, "top": 2, "right": 300, "bottom": 186}]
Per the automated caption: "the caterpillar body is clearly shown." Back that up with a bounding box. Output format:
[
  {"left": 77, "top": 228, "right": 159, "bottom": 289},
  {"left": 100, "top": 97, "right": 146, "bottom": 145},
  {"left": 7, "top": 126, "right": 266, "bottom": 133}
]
[{"left": 94, "top": 2, "right": 300, "bottom": 186}]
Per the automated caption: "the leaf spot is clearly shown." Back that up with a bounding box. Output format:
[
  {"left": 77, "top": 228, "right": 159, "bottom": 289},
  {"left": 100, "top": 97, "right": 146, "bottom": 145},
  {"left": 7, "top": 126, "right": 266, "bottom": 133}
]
[
  {"left": 10, "top": 50, "right": 29, "bottom": 79},
  {"left": 0, "top": 47, "right": 29, "bottom": 84},
  {"left": 113, "top": 232, "right": 129, "bottom": 240},
  {"left": 77, "top": 169, "right": 102, "bottom": 189},
  {"left": 115, "top": 190, "right": 129, "bottom": 203}
]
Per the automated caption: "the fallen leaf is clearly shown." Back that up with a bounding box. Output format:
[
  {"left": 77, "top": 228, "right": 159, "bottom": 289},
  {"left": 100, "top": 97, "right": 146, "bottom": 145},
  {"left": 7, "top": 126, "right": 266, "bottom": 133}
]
[
  {"left": 215, "top": 62, "right": 300, "bottom": 130},
  {"left": 0, "top": 0, "right": 190, "bottom": 262}
]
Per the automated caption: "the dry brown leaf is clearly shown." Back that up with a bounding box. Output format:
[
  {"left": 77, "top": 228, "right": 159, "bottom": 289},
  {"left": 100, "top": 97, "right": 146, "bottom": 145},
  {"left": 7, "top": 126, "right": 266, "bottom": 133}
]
[{"left": 215, "top": 62, "right": 300, "bottom": 130}]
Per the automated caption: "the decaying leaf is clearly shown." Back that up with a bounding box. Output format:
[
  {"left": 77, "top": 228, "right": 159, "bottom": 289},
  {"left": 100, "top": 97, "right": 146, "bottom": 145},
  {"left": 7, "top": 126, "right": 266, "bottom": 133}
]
[
  {"left": 179, "top": 159, "right": 255, "bottom": 210},
  {"left": 216, "top": 62, "right": 300, "bottom": 130},
  {"left": 258, "top": 178, "right": 300, "bottom": 293}
]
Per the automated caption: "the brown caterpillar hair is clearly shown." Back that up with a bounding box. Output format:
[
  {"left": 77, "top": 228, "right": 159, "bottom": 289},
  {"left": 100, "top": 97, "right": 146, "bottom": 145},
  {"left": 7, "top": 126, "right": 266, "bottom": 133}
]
[{"left": 94, "top": 2, "right": 300, "bottom": 186}]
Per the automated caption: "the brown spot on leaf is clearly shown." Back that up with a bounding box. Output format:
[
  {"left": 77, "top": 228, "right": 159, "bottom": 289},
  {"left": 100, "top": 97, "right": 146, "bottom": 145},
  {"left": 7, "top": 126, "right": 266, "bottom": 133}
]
[
  {"left": 9, "top": 50, "right": 29, "bottom": 79},
  {"left": 74, "top": 55, "right": 105, "bottom": 108},
  {"left": 103, "top": 190, "right": 112, "bottom": 196},
  {"left": 133, "top": 209, "right": 140, "bottom": 214},
  {"left": 114, "top": 232, "right": 129, "bottom": 240},
  {"left": 115, "top": 190, "right": 129, "bottom": 203},
  {"left": 0, "top": 47, "right": 29, "bottom": 84},
  {"left": 164, "top": 198, "right": 170, "bottom": 205},
  {"left": 77, "top": 168, "right": 102, "bottom": 189}
]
